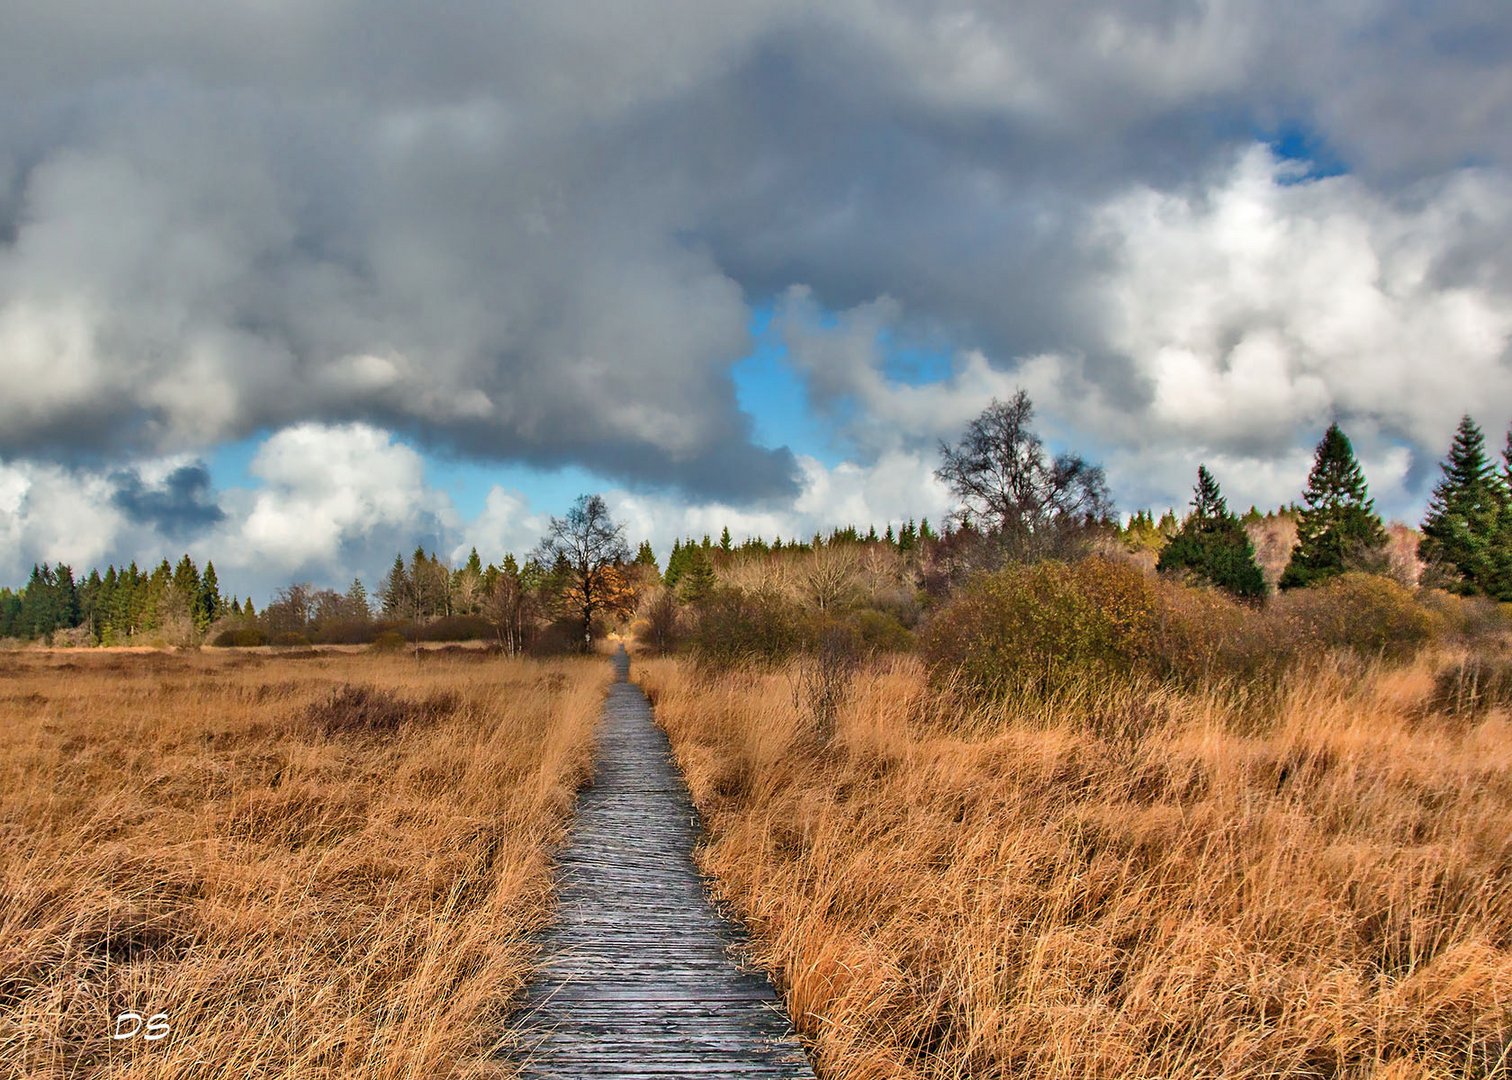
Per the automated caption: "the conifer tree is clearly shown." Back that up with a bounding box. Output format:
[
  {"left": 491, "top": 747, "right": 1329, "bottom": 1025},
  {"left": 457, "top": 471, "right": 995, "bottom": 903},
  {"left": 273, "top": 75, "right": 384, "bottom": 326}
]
[
  {"left": 0, "top": 588, "right": 20, "bottom": 639},
  {"left": 664, "top": 538, "right": 685, "bottom": 589},
  {"left": 345, "top": 578, "right": 370, "bottom": 620},
  {"left": 197, "top": 561, "right": 222, "bottom": 631},
  {"left": 1494, "top": 426, "right": 1512, "bottom": 600},
  {"left": 633, "top": 540, "right": 660, "bottom": 574},
  {"left": 1420, "top": 415, "right": 1505, "bottom": 594},
  {"left": 719, "top": 526, "right": 733, "bottom": 553},
  {"left": 1157, "top": 466, "right": 1266, "bottom": 599},
  {"left": 677, "top": 547, "right": 716, "bottom": 603},
  {"left": 379, "top": 554, "right": 409, "bottom": 617},
  {"left": 54, "top": 563, "right": 80, "bottom": 629},
  {"left": 1280, "top": 423, "right": 1387, "bottom": 589}
]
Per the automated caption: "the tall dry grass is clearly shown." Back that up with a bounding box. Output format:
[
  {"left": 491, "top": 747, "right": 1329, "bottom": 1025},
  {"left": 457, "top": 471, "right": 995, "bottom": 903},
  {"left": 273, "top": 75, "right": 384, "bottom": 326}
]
[
  {"left": 638, "top": 651, "right": 1512, "bottom": 1079},
  {"left": 0, "top": 648, "right": 608, "bottom": 1078}
]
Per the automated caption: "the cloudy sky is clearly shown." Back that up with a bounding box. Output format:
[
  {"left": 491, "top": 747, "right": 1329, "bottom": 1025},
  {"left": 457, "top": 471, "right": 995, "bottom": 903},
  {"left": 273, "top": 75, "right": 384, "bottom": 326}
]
[{"left": 2, "top": 1, "right": 1510, "bottom": 601}]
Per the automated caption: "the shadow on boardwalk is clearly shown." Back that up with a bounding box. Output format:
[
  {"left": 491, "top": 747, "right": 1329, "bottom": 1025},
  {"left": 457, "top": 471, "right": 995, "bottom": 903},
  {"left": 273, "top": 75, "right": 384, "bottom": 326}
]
[{"left": 502, "top": 645, "right": 816, "bottom": 1078}]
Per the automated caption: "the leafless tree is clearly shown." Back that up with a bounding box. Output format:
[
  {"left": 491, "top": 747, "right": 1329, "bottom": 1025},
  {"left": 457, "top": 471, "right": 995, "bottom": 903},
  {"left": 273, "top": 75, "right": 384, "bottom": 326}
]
[
  {"left": 935, "top": 390, "right": 1113, "bottom": 559},
  {"left": 532, "top": 494, "right": 630, "bottom": 650},
  {"left": 801, "top": 543, "right": 862, "bottom": 613}
]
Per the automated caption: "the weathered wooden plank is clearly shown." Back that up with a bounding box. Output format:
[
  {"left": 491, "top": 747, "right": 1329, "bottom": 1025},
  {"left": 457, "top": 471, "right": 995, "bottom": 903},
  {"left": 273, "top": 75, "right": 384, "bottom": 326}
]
[{"left": 501, "top": 646, "right": 816, "bottom": 1079}]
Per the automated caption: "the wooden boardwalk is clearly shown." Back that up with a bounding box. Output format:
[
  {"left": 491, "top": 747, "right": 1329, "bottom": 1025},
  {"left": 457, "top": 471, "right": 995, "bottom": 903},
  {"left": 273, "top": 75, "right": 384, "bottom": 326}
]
[{"left": 502, "top": 646, "right": 816, "bottom": 1078}]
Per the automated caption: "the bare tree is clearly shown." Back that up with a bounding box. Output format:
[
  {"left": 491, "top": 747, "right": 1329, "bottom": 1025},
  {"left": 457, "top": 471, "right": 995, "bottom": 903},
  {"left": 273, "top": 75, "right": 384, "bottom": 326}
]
[
  {"left": 800, "top": 543, "right": 862, "bottom": 613},
  {"left": 935, "top": 390, "right": 1113, "bottom": 558},
  {"left": 532, "top": 494, "right": 631, "bottom": 650},
  {"left": 483, "top": 570, "right": 531, "bottom": 655}
]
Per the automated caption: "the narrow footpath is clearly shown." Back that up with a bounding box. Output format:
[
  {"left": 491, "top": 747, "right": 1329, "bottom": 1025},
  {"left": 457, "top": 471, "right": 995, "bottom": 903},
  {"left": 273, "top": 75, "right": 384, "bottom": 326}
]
[{"left": 503, "top": 646, "right": 816, "bottom": 1078}]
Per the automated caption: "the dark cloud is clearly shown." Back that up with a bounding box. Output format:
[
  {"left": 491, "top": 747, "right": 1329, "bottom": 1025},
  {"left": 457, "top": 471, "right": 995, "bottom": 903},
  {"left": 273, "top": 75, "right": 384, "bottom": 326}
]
[
  {"left": 110, "top": 463, "right": 225, "bottom": 537},
  {"left": 0, "top": 1, "right": 1507, "bottom": 513}
]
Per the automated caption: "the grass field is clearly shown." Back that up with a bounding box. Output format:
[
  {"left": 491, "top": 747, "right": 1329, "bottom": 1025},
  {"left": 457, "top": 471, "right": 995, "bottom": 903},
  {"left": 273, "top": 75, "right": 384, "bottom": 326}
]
[
  {"left": 0, "top": 648, "right": 608, "bottom": 1079},
  {"left": 639, "top": 650, "right": 1512, "bottom": 1079}
]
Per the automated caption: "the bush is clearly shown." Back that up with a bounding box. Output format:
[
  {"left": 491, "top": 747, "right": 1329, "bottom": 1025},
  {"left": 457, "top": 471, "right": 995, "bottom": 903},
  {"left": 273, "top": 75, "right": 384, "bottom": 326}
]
[
  {"left": 688, "top": 587, "right": 803, "bottom": 668},
  {"left": 922, "top": 557, "right": 1305, "bottom": 702},
  {"left": 1417, "top": 590, "right": 1512, "bottom": 645},
  {"left": 921, "top": 557, "right": 1168, "bottom": 699},
  {"left": 212, "top": 627, "right": 268, "bottom": 648},
  {"left": 301, "top": 684, "right": 459, "bottom": 736},
  {"left": 369, "top": 630, "right": 409, "bottom": 652},
  {"left": 271, "top": 631, "right": 312, "bottom": 648},
  {"left": 529, "top": 617, "right": 587, "bottom": 657},
  {"left": 850, "top": 608, "right": 914, "bottom": 653},
  {"left": 1272, "top": 572, "right": 1434, "bottom": 660},
  {"left": 312, "top": 618, "right": 382, "bottom": 645},
  {"left": 413, "top": 615, "right": 495, "bottom": 643}
]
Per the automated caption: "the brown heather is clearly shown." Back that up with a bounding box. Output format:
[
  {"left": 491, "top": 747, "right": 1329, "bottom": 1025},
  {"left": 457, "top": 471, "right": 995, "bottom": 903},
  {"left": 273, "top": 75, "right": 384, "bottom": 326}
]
[
  {"left": 0, "top": 648, "right": 608, "bottom": 1078},
  {"left": 638, "top": 650, "right": 1512, "bottom": 1079}
]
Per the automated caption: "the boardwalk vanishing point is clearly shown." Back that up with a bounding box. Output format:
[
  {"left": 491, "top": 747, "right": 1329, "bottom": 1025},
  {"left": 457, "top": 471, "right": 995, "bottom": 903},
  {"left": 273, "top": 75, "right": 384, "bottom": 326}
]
[{"left": 503, "top": 646, "right": 817, "bottom": 1078}]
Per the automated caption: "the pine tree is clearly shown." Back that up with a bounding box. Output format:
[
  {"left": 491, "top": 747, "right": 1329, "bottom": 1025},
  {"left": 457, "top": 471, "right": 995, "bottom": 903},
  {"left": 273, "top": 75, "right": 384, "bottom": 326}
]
[
  {"left": 1280, "top": 423, "right": 1388, "bottom": 589},
  {"left": 719, "top": 526, "right": 733, "bottom": 553},
  {"left": 664, "top": 539, "right": 687, "bottom": 589},
  {"left": 1157, "top": 466, "right": 1266, "bottom": 599},
  {"left": 0, "top": 588, "right": 20, "bottom": 639},
  {"left": 633, "top": 540, "right": 660, "bottom": 574},
  {"left": 677, "top": 547, "right": 716, "bottom": 603},
  {"left": 197, "top": 561, "right": 222, "bottom": 631},
  {"left": 379, "top": 554, "right": 409, "bottom": 617},
  {"left": 1420, "top": 415, "right": 1505, "bottom": 595},
  {"left": 21, "top": 564, "right": 65, "bottom": 640},
  {"left": 346, "top": 578, "right": 370, "bottom": 620},
  {"left": 81, "top": 568, "right": 103, "bottom": 641},
  {"left": 1493, "top": 426, "right": 1512, "bottom": 600}
]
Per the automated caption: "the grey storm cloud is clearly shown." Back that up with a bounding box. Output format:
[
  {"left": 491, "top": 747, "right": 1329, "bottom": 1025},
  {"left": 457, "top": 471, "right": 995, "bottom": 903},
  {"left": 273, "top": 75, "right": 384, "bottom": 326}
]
[
  {"left": 0, "top": 1, "right": 1509, "bottom": 507},
  {"left": 110, "top": 462, "right": 225, "bottom": 537}
]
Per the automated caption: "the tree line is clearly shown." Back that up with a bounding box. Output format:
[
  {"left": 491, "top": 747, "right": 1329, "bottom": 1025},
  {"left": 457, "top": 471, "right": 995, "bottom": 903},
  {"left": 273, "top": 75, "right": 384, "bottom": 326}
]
[{"left": 4, "top": 400, "right": 1509, "bottom": 645}]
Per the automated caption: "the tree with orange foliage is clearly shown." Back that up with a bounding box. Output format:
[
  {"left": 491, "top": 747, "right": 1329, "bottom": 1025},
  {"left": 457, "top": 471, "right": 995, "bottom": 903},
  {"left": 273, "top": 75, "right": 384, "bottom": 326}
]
[{"left": 532, "top": 494, "right": 631, "bottom": 650}]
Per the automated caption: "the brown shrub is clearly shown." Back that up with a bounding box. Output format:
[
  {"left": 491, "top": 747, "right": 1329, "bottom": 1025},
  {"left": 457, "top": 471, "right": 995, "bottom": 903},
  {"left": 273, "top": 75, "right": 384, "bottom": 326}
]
[
  {"left": 212, "top": 626, "right": 268, "bottom": 647},
  {"left": 300, "top": 684, "right": 461, "bottom": 736},
  {"left": 369, "top": 629, "right": 409, "bottom": 652},
  {"left": 1274, "top": 572, "right": 1436, "bottom": 660}
]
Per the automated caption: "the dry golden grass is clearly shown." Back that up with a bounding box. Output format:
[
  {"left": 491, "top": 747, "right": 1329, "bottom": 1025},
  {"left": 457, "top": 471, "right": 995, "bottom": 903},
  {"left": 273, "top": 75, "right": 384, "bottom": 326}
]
[
  {"left": 0, "top": 648, "right": 608, "bottom": 1078},
  {"left": 638, "top": 651, "right": 1512, "bottom": 1079}
]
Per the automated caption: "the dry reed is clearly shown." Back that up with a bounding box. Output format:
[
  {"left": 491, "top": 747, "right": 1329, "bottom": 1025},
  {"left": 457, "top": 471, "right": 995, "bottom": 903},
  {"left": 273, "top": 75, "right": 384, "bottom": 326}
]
[
  {"left": 639, "top": 650, "right": 1512, "bottom": 1079},
  {"left": 0, "top": 648, "right": 607, "bottom": 1078}
]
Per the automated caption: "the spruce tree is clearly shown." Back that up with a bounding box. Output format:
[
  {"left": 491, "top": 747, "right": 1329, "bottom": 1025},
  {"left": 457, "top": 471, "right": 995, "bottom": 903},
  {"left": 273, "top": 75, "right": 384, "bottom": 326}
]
[
  {"left": 1157, "top": 466, "right": 1266, "bottom": 599},
  {"left": 198, "top": 561, "right": 222, "bottom": 631},
  {"left": 1420, "top": 415, "right": 1504, "bottom": 594},
  {"left": 345, "top": 578, "right": 370, "bottom": 620},
  {"left": 1280, "top": 423, "right": 1388, "bottom": 589},
  {"left": 678, "top": 548, "right": 717, "bottom": 603},
  {"left": 664, "top": 539, "right": 687, "bottom": 589},
  {"left": 54, "top": 564, "right": 80, "bottom": 629},
  {"left": 633, "top": 540, "right": 660, "bottom": 573},
  {"left": 0, "top": 588, "right": 20, "bottom": 639},
  {"left": 1494, "top": 426, "right": 1512, "bottom": 600},
  {"left": 380, "top": 554, "right": 409, "bottom": 617}
]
